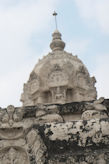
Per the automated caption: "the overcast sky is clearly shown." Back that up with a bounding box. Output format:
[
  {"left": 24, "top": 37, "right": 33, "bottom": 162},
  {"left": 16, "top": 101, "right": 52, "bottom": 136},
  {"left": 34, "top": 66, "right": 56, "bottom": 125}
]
[{"left": 0, "top": 0, "right": 109, "bottom": 108}]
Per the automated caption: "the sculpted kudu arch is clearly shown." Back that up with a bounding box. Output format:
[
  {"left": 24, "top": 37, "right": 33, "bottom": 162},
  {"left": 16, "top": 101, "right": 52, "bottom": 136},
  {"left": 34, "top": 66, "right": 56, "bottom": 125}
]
[
  {"left": 0, "top": 126, "right": 47, "bottom": 164},
  {"left": 0, "top": 147, "right": 29, "bottom": 164}
]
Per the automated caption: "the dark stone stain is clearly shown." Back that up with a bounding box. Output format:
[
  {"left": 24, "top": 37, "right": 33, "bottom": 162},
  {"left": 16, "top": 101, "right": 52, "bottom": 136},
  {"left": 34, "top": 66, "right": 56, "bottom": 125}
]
[
  {"left": 8, "top": 99, "right": 109, "bottom": 120},
  {"left": 23, "top": 106, "right": 38, "bottom": 118},
  {"left": 83, "top": 120, "right": 87, "bottom": 126}
]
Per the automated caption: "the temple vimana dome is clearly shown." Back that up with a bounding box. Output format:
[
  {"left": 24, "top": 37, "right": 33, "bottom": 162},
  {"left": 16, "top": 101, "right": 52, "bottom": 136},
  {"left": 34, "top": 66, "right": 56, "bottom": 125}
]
[
  {"left": 21, "top": 29, "right": 97, "bottom": 106},
  {"left": 0, "top": 13, "right": 109, "bottom": 164}
]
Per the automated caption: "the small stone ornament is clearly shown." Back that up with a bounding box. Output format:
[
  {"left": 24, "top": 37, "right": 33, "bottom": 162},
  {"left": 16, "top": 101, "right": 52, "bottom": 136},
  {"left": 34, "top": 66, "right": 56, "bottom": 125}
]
[
  {"left": 82, "top": 97, "right": 108, "bottom": 120},
  {"left": 0, "top": 105, "right": 23, "bottom": 126}
]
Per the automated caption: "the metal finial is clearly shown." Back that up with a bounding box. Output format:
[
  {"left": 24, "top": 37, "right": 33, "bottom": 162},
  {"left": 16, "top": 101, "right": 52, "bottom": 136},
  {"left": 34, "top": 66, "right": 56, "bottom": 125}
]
[{"left": 53, "top": 11, "right": 58, "bottom": 29}]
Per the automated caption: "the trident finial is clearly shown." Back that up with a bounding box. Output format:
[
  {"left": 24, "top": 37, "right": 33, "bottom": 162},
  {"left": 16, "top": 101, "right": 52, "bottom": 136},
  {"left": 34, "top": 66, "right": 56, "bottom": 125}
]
[{"left": 53, "top": 11, "right": 58, "bottom": 29}]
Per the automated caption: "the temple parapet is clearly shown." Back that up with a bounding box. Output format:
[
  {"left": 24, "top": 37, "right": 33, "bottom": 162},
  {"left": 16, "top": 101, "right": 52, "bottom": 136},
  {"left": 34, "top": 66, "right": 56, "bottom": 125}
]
[{"left": 0, "top": 99, "right": 108, "bottom": 163}]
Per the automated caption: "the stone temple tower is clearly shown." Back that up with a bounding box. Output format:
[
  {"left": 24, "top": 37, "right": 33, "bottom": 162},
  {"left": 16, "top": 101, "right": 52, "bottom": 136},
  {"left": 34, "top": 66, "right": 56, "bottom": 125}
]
[
  {"left": 21, "top": 29, "right": 97, "bottom": 106},
  {"left": 0, "top": 16, "right": 108, "bottom": 164}
]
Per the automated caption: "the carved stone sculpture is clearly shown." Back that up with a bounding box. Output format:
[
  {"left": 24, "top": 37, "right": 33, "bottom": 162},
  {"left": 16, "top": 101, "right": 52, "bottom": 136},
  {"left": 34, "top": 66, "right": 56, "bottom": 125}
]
[
  {"left": 21, "top": 30, "right": 97, "bottom": 106},
  {"left": 0, "top": 147, "right": 28, "bottom": 164},
  {"left": 81, "top": 97, "right": 108, "bottom": 120},
  {"left": 0, "top": 105, "right": 23, "bottom": 126}
]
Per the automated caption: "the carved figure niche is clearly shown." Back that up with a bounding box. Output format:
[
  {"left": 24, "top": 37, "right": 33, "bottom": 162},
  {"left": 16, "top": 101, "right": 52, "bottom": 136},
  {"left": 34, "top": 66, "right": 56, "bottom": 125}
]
[
  {"left": 0, "top": 147, "right": 29, "bottom": 164},
  {"left": 66, "top": 88, "right": 73, "bottom": 102},
  {"left": 76, "top": 66, "right": 90, "bottom": 88},
  {"left": 28, "top": 73, "right": 40, "bottom": 104},
  {"left": 42, "top": 91, "right": 52, "bottom": 103},
  {"left": 48, "top": 70, "right": 68, "bottom": 87},
  {"left": 48, "top": 65, "right": 68, "bottom": 103},
  {"left": 50, "top": 86, "right": 66, "bottom": 103}
]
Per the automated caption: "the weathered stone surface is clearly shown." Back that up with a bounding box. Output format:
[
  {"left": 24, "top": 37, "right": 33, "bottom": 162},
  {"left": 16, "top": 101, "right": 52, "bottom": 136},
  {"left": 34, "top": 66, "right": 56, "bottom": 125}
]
[
  {"left": 21, "top": 30, "right": 97, "bottom": 106},
  {"left": 36, "top": 118, "right": 109, "bottom": 163},
  {"left": 0, "top": 100, "right": 108, "bottom": 163},
  {"left": 81, "top": 110, "right": 108, "bottom": 120},
  {"left": 0, "top": 123, "right": 47, "bottom": 164},
  {"left": 33, "top": 118, "right": 109, "bottom": 164},
  {"left": 1, "top": 28, "right": 109, "bottom": 163},
  {"left": 81, "top": 97, "right": 108, "bottom": 120}
]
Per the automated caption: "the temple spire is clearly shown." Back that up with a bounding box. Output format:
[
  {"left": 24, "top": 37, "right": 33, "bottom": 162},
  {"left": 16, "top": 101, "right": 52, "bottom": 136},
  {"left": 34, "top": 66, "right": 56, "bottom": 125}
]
[
  {"left": 50, "top": 12, "right": 65, "bottom": 52},
  {"left": 53, "top": 11, "right": 58, "bottom": 29},
  {"left": 50, "top": 30, "right": 65, "bottom": 52}
]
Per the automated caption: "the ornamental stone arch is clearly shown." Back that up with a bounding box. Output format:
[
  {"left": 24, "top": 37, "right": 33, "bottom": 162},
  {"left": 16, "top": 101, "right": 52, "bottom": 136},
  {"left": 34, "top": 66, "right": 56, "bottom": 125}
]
[
  {"left": 0, "top": 146, "right": 29, "bottom": 164},
  {"left": 48, "top": 64, "right": 68, "bottom": 87},
  {"left": 0, "top": 127, "right": 47, "bottom": 164}
]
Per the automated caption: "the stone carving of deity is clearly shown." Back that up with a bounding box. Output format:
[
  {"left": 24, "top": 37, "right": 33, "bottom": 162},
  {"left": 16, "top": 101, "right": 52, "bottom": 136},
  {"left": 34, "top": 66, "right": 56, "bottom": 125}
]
[
  {"left": 0, "top": 147, "right": 28, "bottom": 164},
  {"left": 55, "top": 87, "right": 64, "bottom": 100}
]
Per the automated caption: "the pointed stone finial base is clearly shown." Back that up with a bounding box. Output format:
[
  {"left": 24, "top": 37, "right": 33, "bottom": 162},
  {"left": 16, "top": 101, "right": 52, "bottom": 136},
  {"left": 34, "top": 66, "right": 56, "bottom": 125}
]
[{"left": 50, "top": 30, "right": 65, "bottom": 51}]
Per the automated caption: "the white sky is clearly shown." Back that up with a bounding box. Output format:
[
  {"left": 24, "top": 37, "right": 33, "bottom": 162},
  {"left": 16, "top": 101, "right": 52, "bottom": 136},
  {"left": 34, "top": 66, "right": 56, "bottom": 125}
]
[{"left": 0, "top": 0, "right": 109, "bottom": 107}]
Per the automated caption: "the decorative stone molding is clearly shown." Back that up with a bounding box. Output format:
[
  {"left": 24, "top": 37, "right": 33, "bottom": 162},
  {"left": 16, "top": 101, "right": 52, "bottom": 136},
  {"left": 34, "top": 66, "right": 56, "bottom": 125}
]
[
  {"left": 50, "top": 30, "right": 65, "bottom": 51},
  {"left": 0, "top": 127, "right": 47, "bottom": 164},
  {"left": 81, "top": 110, "right": 108, "bottom": 120},
  {"left": 0, "top": 147, "right": 29, "bottom": 164},
  {"left": 0, "top": 100, "right": 108, "bottom": 163},
  {"left": 21, "top": 30, "right": 97, "bottom": 106},
  {"left": 0, "top": 105, "right": 23, "bottom": 126},
  {"left": 81, "top": 97, "right": 108, "bottom": 120}
]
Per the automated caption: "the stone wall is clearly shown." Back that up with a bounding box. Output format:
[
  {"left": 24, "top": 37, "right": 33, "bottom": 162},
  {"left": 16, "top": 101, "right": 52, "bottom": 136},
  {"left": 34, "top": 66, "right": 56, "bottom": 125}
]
[
  {"left": 0, "top": 99, "right": 108, "bottom": 163},
  {"left": 36, "top": 118, "right": 109, "bottom": 164}
]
